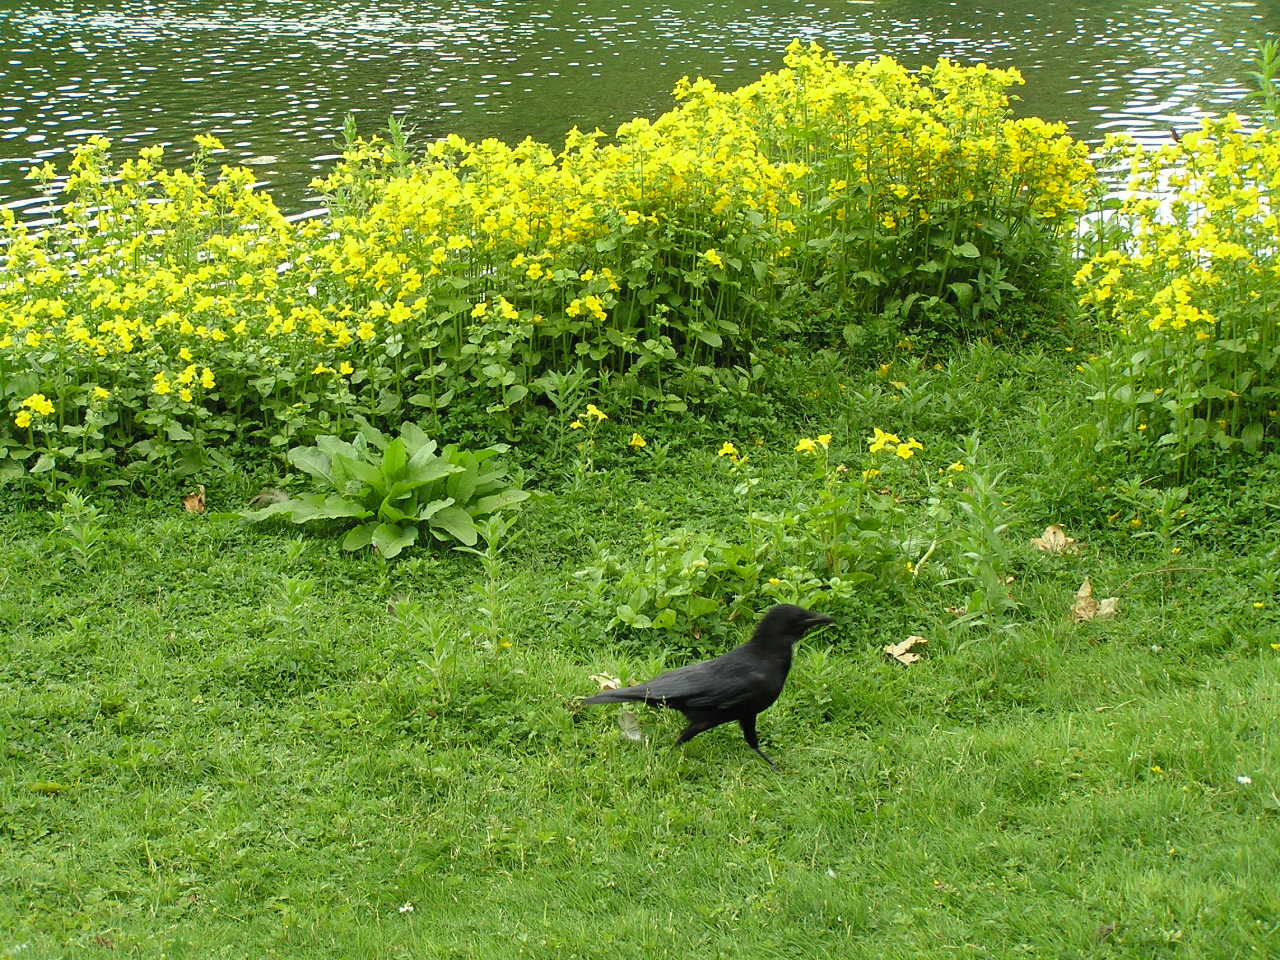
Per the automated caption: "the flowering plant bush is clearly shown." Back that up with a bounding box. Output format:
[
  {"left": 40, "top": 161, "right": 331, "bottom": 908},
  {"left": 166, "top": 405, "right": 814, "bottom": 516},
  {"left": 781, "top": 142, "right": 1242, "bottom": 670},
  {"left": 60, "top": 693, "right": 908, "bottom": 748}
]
[
  {"left": 0, "top": 44, "right": 1092, "bottom": 492},
  {"left": 1076, "top": 117, "right": 1280, "bottom": 473}
]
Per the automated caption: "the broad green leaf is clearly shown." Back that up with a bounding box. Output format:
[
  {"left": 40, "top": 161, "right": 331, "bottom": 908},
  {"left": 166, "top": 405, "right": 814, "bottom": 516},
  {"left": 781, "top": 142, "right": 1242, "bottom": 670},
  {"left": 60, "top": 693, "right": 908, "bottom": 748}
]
[
  {"left": 405, "top": 454, "right": 460, "bottom": 487},
  {"left": 952, "top": 241, "right": 980, "bottom": 258},
  {"left": 615, "top": 604, "right": 652, "bottom": 629},
  {"left": 399, "top": 422, "right": 434, "bottom": 458},
  {"left": 949, "top": 281, "right": 975, "bottom": 309},
  {"left": 240, "top": 499, "right": 300, "bottom": 523},
  {"left": 288, "top": 446, "right": 335, "bottom": 485},
  {"left": 342, "top": 523, "right": 376, "bottom": 551},
  {"left": 686, "top": 595, "right": 720, "bottom": 619},
  {"left": 372, "top": 522, "right": 418, "bottom": 559},
  {"left": 415, "top": 497, "right": 455, "bottom": 521},
  {"left": 344, "top": 457, "right": 384, "bottom": 492},
  {"left": 381, "top": 438, "right": 408, "bottom": 482},
  {"left": 446, "top": 460, "right": 480, "bottom": 507},
  {"left": 473, "top": 488, "right": 530, "bottom": 515},
  {"left": 651, "top": 608, "right": 678, "bottom": 629},
  {"left": 1241, "top": 421, "right": 1264, "bottom": 452},
  {"left": 430, "top": 505, "right": 479, "bottom": 546}
]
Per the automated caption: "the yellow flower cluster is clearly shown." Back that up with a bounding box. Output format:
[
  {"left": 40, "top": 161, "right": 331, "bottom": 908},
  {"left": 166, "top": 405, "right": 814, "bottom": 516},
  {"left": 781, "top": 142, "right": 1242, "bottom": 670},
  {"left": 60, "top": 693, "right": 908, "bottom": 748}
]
[
  {"left": 867, "top": 428, "right": 923, "bottom": 459},
  {"left": 1075, "top": 116, "right": 1280, "bottom": 461},
  {"left": 795, "top": 433, "right": 833, "bottom": 453},
  {"left": 0, "top": 44, "right": 1092, "bottom": 473}
]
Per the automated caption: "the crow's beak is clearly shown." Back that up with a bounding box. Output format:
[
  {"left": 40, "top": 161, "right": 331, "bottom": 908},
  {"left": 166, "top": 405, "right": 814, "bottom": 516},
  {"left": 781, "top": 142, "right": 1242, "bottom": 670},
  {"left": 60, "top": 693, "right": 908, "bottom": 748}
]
[{"left": 805, "top": 612, "right": 835, "bottom": 630}]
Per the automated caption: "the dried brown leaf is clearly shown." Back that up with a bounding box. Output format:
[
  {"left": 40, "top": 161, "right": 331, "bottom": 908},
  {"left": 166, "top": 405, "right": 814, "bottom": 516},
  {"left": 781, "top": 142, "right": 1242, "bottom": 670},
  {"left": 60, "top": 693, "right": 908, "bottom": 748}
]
[
  {"left": 1032, "top": 523, "right": 1079, "bottom": 554},
  {"left": 884, "top": 635, "right": 928, "bottom": 665},
  {"left": 589, "top": 673, "right": 620, "bottom": 692},
  {"left": 1072, "top": 578, "right": 1119, "bottom": 621},
  {"left": 182, "top": 484, "right": 206, "bottom": 513}
]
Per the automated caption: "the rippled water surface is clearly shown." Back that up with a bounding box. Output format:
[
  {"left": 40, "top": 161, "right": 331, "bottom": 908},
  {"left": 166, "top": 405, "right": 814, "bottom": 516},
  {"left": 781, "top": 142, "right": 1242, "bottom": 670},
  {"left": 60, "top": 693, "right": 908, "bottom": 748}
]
[{"left": 1, "top": 0, "right": 1275, "bottom": 218}]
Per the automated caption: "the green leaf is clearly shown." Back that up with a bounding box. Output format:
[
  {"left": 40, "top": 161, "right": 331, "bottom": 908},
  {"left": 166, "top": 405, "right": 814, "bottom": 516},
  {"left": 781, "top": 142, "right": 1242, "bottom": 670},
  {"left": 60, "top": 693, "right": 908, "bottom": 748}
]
[
  {"left": 651, "top": 608, "right": 678, "bottom": 629},
  {"left": 342, "top": 523, "right": 376, "bottom": 552},
  {"left": 1241, "top": 421, "right": 1264, "bottom": 452},
  {"left": 952, "top": 241, "right": 981, "bottom": 258},
  {"left": 343, "top": 457, "right": 384, "bottom": 491},
  {"left": 405, "top": 453, "right": 459, "bottom": 487},
  {"left": 473, "top": 488, "right": 530, "bottom": 515},
  {"left": 949, "top": 281, "right": 975, "bottom": 309},
  {"left": 415, "top": 497, "right": 455, "bottom": 521},
  {"left": 430, "top": 505, "right": 479, "bottom": 546},
  {"left": 446, "top": 459, "right": 480, "bottom": 507},
  {"left": 399, "top": 422, "right": 434, "bottom": 458},
  {"left": 240, "top": 499, "right": 301, "bottom": 524},
  {"left": 685, "top": 595, "right": 720, "bottom": 619},
  {"left": 288, "top": 446, "right": 335, "bottom": 486},
  {"left": 381, "top": 438, "right": 408, "bottom": 482},
  {"left": 372, "top": 522, "right": 418, "bottom": 559}
]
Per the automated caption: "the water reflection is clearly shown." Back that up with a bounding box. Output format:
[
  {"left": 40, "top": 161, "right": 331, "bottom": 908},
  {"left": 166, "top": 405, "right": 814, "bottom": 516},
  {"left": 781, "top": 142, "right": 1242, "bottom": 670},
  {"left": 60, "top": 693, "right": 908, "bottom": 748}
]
[{"left": 0, "top": 0, "right": 1275, "bottom": 219}]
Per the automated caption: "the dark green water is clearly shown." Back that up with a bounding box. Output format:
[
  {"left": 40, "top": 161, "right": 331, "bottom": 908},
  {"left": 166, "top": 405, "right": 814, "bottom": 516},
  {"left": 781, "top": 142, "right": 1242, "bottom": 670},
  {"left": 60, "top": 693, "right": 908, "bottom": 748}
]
[{"left": 1, "top": 0, "right": 1276, "bottom": 220}]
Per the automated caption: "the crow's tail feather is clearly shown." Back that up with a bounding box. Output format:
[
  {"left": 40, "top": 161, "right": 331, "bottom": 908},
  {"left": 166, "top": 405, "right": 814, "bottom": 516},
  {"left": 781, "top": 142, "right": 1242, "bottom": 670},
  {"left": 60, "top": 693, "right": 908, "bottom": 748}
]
[{"left": 583, "top": 686, "right": 651, "bottom": 705}]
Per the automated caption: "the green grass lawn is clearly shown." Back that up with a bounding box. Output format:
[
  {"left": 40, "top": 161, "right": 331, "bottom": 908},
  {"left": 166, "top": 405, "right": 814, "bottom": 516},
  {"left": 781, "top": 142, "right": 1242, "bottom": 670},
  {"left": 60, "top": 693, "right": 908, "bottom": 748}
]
[{"left": 3, "top": 345, "right": 1278, "bottom": 958}]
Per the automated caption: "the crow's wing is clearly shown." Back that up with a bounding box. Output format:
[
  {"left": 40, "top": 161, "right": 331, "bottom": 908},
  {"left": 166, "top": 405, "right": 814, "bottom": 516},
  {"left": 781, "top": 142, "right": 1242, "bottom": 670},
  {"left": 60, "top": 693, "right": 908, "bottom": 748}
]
[{"left": 585, "top": 647, "right": 784, "bottom": 713}]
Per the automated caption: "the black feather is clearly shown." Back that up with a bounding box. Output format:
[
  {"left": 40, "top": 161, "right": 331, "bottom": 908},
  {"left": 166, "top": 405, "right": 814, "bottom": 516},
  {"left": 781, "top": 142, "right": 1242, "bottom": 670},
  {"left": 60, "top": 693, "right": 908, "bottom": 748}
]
[{"left": 582, "top": 603, "right": 834, "bottom": 768}]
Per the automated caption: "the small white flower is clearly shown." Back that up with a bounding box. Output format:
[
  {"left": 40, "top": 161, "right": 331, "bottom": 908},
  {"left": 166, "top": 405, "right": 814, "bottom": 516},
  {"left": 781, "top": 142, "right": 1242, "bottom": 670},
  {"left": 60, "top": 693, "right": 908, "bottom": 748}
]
[
  {"left": 399, "top": 902, "right": 415, "bottom": 914},
  {"left": 1236, "top": 776, "right": 1252, "bottom": 785}
]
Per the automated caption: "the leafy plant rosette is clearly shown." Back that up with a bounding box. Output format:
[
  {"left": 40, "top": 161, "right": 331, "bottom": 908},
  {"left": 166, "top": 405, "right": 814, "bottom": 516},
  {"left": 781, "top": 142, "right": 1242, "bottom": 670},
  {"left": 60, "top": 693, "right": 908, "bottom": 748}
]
[{"left": 243, "top": 420, "right": 529, "bottom": 558}]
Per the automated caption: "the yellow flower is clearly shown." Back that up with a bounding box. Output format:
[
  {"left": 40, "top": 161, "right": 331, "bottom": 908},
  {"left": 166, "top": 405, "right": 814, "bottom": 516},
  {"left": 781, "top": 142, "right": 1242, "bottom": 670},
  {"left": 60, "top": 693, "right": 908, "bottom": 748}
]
[
  {"left": 92, "top": 386, "right": 110, "bottom": 401},
  {"left": 585, "top": 403, "right": 608, "bottom": 422},
  {"left": 180, "top": 388, "right": 194, "bottom": 403},
  {"left": 703, "top": 248, "right": 725, "bottom": 269},
  {"left": 570, "top": 420, "right": 584, "bottom": 430},
  {"left": 1151, "top": 765, "right": 1163, "bottom": 774},
  {"left": 718, "top": 441, "right": 739, "bottom": 458},
  {"left": 795, "top": 437, "right": 818, "bottom": 453},
  {"left": 948, "top": 462, "right": 966, "bottom": 472},
  {"left": 867, "top": 427, "right": 901, "bottom": 453},
  {"left": 153, "top": 372, "right": 172, "bottom": 396},
  {"left": 193, "top": 133, "right": 225, "bottom": 151},
  {"left": 201, "top": 367, "right": 216, "bottom": 390},
  {"left": 1254, "top": 602, "right": 1266, "bottom": 609},
  {"left": 629, "top": 433, "right": 647, "bottom": 448},
  {"left": 768, "top": 577, "right": 781, "bottom": 585},
  {"left": 471, "top": 301, "right": 489, "bottom": 319},
  {"left": 21, "top": 393, "right": 55, "bottom": 416},
  {"left": 14, "top": 410, "right": 32, "bottom": 428},
  {"left": 339, "top": 361, "right": 354, "bottom": 375},
  {"left": 895, "top": 444, "right": 916, "bottom": 460},
  {"left": 862, "top": 468, "right": 881, "bottom": 480},
  {"left": 816, "top": 433, "right": 833, "bottom": 448},
  {"left": 313, "top": 363, "right": 334, "bottom": 375}
]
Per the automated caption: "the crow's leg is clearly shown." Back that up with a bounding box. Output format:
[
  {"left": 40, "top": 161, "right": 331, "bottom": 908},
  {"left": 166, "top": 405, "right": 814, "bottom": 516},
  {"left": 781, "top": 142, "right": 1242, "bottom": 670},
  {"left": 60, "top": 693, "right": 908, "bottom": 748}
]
[
  {"left": 675, "top": 715, "right": 721, "bottom": 746},
  {"left": 738, "top": 715, "right": 779, "bottom": 770}
]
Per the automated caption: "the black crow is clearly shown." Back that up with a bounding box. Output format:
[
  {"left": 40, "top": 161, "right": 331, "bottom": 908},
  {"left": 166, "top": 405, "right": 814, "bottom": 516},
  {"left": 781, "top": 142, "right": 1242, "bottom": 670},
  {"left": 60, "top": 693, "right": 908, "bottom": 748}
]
[{"left": 582, "top": 603, "right": 835, "bottom": 768}]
